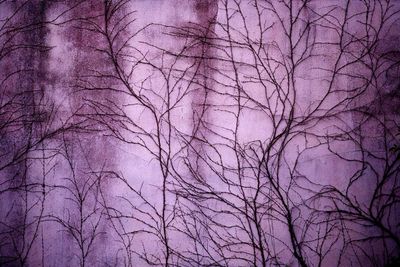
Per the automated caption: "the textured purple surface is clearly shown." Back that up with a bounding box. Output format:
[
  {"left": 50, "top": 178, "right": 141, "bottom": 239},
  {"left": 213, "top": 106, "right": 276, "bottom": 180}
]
[{"left": 0, "top": 1, "right": 399, "bottom": 266}]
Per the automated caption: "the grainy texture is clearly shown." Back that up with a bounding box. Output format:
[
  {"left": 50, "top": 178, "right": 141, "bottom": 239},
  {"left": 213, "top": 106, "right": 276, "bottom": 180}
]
[{"left": 0, "top": 1, "right": 399, "bottom": 266}]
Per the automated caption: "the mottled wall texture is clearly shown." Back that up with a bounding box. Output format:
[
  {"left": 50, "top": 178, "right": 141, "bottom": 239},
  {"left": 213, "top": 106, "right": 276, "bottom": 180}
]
[{"left": 1, "top": 0, "right": 400, "bottom": 266}]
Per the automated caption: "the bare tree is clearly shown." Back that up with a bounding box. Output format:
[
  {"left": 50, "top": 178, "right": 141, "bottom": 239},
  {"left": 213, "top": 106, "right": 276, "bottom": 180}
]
[
  {"left": 1, "top": 0, "right": 399, "bottom": 266},
  {"left": 45, "top": 133, "right": 107, "bottom": 267},
  {"left": 0, "top": 1, "right": 86, "bottom": 265},
  {"left": 133, "top": 0, "right": 400, "bottom": 266},
  {"left": 72, "top": 0, "right": 213, "bottom": 265}
]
